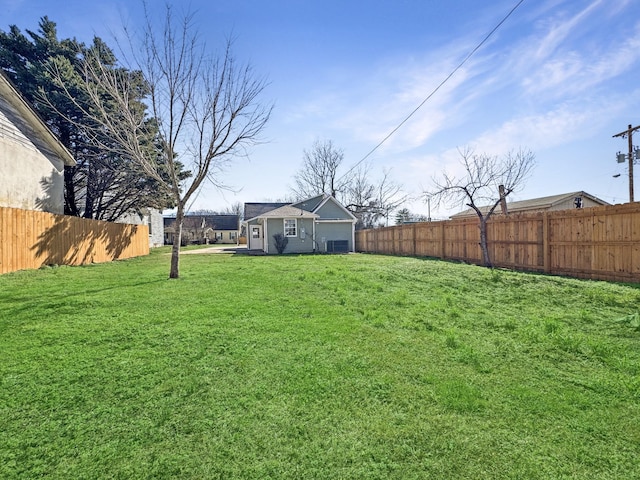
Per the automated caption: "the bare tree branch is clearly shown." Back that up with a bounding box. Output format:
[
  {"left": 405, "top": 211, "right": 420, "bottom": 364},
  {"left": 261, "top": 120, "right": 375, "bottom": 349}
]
[
  {"left": 344, "top": 163, "right": 408, "bottom": 229},
  {"left": 291, "top": 139, "right": 351, "bottom": 200},
  {"left": 427, "top": 147, "right": 535, "bottom": 266},
  {"left": 46, "top": 5, "right": 272, "bottom": 278}
]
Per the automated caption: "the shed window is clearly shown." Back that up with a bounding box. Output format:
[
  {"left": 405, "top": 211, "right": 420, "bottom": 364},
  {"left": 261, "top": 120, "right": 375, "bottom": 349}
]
[{"left": 284, "top": 219, "right": 297, "bottom": 237}]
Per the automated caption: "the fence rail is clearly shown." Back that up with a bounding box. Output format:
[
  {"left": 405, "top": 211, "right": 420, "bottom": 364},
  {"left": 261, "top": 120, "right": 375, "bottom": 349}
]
[
  {"left": 0, "top": 206, "right": 149, "bottom": 275},
  {"left": 355, "top": 202, "right": 640, "bottom": 283}
]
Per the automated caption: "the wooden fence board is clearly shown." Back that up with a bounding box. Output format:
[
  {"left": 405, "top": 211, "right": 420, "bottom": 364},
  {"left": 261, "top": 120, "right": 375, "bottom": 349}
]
[
  {"left": 0, "top": 206, "right": 149, "bottom": 275},
  {"left": 355, "top": 202, "right": 640, "bottom": 283}
]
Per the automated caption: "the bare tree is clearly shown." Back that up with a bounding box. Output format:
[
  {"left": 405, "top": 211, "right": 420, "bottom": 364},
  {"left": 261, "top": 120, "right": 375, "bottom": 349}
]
[
  {"left": 223, "top": 201, "right": 244, "bottom": 220},
  {"left": 375, "top": 169, "right": 408, "bottom": 226},
  {"left": 290, "top": 140, "right": 407, "bottom": 228},
  {"left": 292, "top": 139, "right": 351, "bottom": 199},
  {"left": 47, "top": 5, "right": 271, "bottom": 278},
  {"left": 427, "top": 147, "right": 535, "bottom": 267},
  {"left": 345, "top": 164, "right": 407, "bottom": 229},
  {"left": 191, "top": 202, "right": 242, "bottom": 218}
]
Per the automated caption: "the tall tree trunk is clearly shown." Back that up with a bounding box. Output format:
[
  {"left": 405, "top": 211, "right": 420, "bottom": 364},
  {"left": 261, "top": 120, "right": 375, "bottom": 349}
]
[
  {"left": 60, "top": 126, "right": 79, "bottom": 217},
  {"left": 169, "top": 203, "right": 185, "bottom": 278},
  {"left": 63, "top": 166, "right": 79, "bottom": 216},
  {"left": 83, "top": 161, "right": 96, "bottom": 219},
  {"left": 479, "top": 217, "right": 492, "bottom": 267}
]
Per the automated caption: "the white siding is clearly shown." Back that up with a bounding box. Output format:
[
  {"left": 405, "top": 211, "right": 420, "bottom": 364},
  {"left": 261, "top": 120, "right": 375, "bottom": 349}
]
[{"left": 0, "top": 96, "right": 65, "bottom": 213}]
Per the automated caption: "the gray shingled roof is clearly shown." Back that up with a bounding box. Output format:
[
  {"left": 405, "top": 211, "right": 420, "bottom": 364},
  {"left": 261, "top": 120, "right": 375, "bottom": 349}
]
[
  {"left": 163, "top": 214, "right": 239, "bottom": 231},
  {"left": 450, "top": 191, "right": 609, "bottom": 218},
  {"left": 291, "top": 194, "right": 325, "bottom": 212},
  {"left": 244, "top": 202, "right": 288, "bottom": 221},
  {"left": 257, "top": 205, "right": 318, "bottom": 218},
  {"left": 209, "top": 215, "right": 240, "bottom": 230}
]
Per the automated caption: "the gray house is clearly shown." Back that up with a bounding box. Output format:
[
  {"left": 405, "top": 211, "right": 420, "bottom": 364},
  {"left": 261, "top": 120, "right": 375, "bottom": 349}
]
[
  {"left": 244, "top": 194, "right": 357, "bottom": 254},
  {"left": 0, "top": 72, "right": 75, "bottom": 214}
]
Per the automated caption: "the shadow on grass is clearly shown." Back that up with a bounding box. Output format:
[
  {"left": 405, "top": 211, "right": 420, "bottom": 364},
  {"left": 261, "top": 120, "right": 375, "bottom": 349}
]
[{"left": 0, "top": 277, "right": 167, "bottom": 319}]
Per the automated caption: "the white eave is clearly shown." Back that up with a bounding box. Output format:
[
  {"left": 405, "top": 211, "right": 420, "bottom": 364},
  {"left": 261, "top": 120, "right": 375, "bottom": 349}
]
[{"left": 0, "top": 72, "right": 76, "bottom": 167}]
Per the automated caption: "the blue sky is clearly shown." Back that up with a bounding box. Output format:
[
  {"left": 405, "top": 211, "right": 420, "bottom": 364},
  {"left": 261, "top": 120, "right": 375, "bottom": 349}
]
[{"left": 3, "top": 0, "right": 640, "bottom": 218}]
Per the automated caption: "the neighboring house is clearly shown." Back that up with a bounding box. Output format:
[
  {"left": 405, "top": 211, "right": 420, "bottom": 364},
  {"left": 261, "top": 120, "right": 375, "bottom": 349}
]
[
  {"left": 116, "top": 208, "right": 165, "bottom": 248},
  {"left": 244, "top": 194, "right": 357, "bottom": 254},
  {"left": 0, "top": 72, "right": 76, "bottom": 214},
  {"left": 164, "top": 214, "right": 240, "bottom": 245},
  {"left": 450, "top": 191, "right": 610, "bottom": 219}
]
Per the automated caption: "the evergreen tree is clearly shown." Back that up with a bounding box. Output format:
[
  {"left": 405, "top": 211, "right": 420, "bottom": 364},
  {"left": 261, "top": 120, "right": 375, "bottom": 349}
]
[{"left": 0, "top": 18, "right": 174, "bottom": 220}]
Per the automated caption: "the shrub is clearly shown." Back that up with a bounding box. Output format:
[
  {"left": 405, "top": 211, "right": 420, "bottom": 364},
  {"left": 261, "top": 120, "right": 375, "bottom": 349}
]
[{"left": 273, "top": 233, "right": 288, "bottom": 254}]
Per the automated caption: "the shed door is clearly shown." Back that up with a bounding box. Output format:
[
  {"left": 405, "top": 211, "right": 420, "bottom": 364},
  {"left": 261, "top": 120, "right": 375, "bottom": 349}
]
[{"left": 249, "top": 225, "right": 263, "bottom": 250}]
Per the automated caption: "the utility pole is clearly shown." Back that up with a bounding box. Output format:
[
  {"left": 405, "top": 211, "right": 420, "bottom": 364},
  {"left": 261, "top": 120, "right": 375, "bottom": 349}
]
[{"left": 613, "top": 124, "right": 640, "bottom": 203}]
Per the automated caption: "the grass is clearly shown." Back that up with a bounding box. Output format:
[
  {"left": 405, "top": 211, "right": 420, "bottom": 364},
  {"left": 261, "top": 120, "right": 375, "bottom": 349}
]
[{"left": 1, "top": 249, "right": 639, "bottom": 479}]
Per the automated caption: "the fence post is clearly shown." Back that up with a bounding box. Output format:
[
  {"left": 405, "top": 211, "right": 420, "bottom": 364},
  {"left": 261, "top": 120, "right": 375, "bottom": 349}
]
[
  {"left": 440, "top": 222, "right": 446, "bottom": 259},
  {"left": 543, "top": 211, "right": 550, "bottom": 273},
  {"left": 412, "top": 223, "right": 417, "bottom": 256},
  {"left": 394, "top": 227, "right": 398, "bottom": 255}
]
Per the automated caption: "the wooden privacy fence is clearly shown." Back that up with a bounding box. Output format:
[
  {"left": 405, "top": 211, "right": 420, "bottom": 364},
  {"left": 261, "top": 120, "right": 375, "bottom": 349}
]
[
  {"left": 0, "top": 206, "right": 149, "bottom": 275},
  {"left": 355, "top": 202, "right": 640, "bottom": 283}
]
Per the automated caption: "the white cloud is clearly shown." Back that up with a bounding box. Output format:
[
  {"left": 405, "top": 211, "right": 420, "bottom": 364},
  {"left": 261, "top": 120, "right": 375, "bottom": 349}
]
[
  {"left": 530, "top": 0, "right": 604, "bottom": 62},
  {"left": 471, "top": 104, "right": 602, "bottom": 155},
  {"left": 522, "top": 22, "right": 640, "bottom": 98},
  {"left": 318, "top": 1, "right": 640, "bottom": 158}
]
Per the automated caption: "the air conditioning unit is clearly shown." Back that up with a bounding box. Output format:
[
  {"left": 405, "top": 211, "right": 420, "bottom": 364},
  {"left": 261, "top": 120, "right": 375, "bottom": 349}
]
[{"left": 326, "top": 240, "right": 349, "bottom": 253}]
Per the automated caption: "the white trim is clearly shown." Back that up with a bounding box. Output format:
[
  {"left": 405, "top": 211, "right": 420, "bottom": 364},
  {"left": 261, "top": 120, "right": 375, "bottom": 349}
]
[
  {"left": 249, "top": 224, "right": 263, "bottom": 250},
  {"left": 264, "top": 219, "right": 269, "bottom": 253},
  {"left": 351, "top": 224, "right": 355, "bottom": 252},
  {"left": 284, "top": 218, "right": 297, "bottom": 237},
  {"left": 312, "top": 219, "right": 316, "bottom": 252}
]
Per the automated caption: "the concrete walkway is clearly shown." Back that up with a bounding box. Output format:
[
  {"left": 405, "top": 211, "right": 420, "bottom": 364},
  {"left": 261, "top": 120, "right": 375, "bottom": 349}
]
[{"left": 179, "top": 245, "right": 243, "bottom": 254}]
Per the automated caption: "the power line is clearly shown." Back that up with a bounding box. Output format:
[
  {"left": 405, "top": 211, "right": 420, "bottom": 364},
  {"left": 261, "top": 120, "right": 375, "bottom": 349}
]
[{"left": 341, "top": 0, "right": 527, "bottom": 178}]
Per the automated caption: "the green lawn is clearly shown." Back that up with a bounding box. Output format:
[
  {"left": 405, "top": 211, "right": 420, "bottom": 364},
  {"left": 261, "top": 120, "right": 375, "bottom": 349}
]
[{"left": 1, "top": 250, "right": 639, "bottom": 479}]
